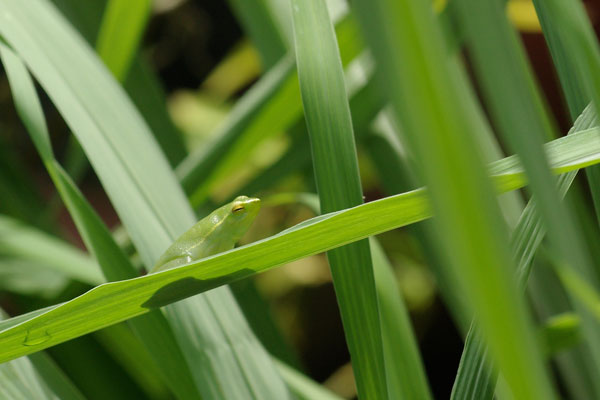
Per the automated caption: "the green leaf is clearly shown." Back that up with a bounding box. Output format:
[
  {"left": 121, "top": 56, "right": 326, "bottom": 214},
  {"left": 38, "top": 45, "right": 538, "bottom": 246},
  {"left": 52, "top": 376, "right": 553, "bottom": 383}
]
[
  {"left": 539, "top": 313, "right": 581, "bottom": 357},
  {"left": 226, "top": 0, "right": 287, "bottom": 69},
  {"left": 290, "top": 0, "right": 387, "bottom": 397},
  {"left": 124, "top": 58, "right": 188, "bottom": 167},
  {"left": 351, "top": 0, "right": 556, "bottom": 397},
  {"left": 54, "top": 0, "right": 188, "bottom": 167},
  {"left": 0, "top": 350, "right": 62, "bottom": 399},
  {"left": 2, "top": 132, "right": 600, "bottom": 363},
  {"left": 95, "top": 0, "right": 151, "bottom": 80},
  {"left": 3, "top": 31, "right": 332, "bottom": 400},
  {"left": 274, "top": 193, "right": 431, "bottom": 398},
  {"left": 177, "top": 12, "right": 364, "bottom": 207},
  {"left": 452, "top": 103, "right": 599, "bottom": 400},
  {"left": 371, "top": 238, "right": 432, "bottom": 399},
  {"left": 531, "top": 3, "right": 600, "bottom": 395},
  {"left": 0, "top": 310, "right": 85, "bottom": 400},
  {"left": 235, "top": 74, "right": 383, "bottom": 201},
  {"left": 0, "top": 40, "right": 201, "bottom": 399},
  {"left": 274, "top": 360, "right": 342, "bottom": 400},
  {"left": 0, "top": 215, "right": 102, "bottom": 285},
  {"left": 452, "top": 1, "right": 600, "bottom": 392},
  {"left": 0, "top": 0, "right": 289, "bottom": 397},
  {"left": 531, "top": 0, "right": 588, "bottom": 120}
]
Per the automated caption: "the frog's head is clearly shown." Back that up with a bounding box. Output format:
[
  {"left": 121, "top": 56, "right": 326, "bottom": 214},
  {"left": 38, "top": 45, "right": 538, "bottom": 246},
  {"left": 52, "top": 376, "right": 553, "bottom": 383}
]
[
  {"left": 211, "top": 195, "right": 261, "bottom": 246},
  {"left": 230, "top": 195, "right": 261, "bottom": 222}
]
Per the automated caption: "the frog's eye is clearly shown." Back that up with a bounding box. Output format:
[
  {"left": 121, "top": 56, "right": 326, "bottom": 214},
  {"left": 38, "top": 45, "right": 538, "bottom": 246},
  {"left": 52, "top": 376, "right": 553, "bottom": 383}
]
[{"left": 232, "top": 204, "right": 245, "bottom": 213}]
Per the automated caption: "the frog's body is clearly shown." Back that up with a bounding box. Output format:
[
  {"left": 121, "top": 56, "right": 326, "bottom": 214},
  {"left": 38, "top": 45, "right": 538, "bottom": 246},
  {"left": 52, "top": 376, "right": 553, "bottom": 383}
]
[{"left": 150, "top": 196, "right": 261, "bottom": 273}]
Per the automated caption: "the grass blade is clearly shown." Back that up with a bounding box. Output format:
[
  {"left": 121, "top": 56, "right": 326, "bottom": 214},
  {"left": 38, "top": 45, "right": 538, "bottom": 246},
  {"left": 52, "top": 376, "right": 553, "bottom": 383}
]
[
  {"left": 226, "top": 0, "right": 287, "bottom": 68},
  {"left": 95, "top": 0, "right": 151, "bottom": 80},
  {"left": 0, "top": 40, "right": 202, "bottom": 399},
  {"left": 275, "top": 360, "right": 342, "bottom": 400},
  {"left": 291, "top": 192, "right": 431, "bottom": 398},
  {"left": 235, "top": 75, "right": 383, "bottom": 201},
  {"left": 452, "top": 104, "right": 599, "bottom": 399},
  {"left": 177, "top": 13, "right": 364, "bottom": 206},
  {"left": 291, "top": 0, "right": 400, "bottom": 396},
  {"left": 0, "top": 215, "right": 101, "bottom": 285},
  {"left": 0, "top": 0, "right": 289, "bottom": 397},
  {"left": 0, "top": 310, "right": 85, "bottom": 400},
  {"left": 1, "top": 134, "right": 600, "bottom": 362},
  {"left": 450, "top": 0, "right": 600, "bottom": 395},
  {"left": 352, "top": 0, "right": 556, "bottom": 397},
  {"left": 371, "top": 238, "right": 432, "bottom": 399}
]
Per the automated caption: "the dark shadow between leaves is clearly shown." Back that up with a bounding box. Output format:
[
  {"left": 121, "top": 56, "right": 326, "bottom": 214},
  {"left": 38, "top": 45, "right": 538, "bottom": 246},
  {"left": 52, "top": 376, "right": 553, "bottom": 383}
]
[{"left": 141, "top": 268, "right": 255, "bottom": 309}]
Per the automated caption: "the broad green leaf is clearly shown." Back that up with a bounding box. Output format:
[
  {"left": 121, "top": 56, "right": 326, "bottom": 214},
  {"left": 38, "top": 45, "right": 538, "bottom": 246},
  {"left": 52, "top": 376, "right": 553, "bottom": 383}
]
[
  {"left": 0, "top": 0, "right": 289, "bottom": 397},
  {"left": 2, "top": 131, "right": 600, "bottom": 363},
  {"left": 290, "top": 0, "right": 386, "bottom": 397}
]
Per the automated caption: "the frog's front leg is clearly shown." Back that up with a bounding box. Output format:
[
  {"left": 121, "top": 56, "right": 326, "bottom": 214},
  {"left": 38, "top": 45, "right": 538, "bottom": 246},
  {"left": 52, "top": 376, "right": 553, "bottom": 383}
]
[{"left": 152, "top": 253, "right": 194, "bottom": 273}]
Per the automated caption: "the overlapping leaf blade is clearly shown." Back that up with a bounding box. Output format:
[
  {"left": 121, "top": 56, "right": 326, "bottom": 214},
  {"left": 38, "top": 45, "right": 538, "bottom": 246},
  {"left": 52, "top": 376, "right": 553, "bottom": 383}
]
[
  {"left": 0, "top": 0, "right": 288, "bottom": 397},
  {"left": 2, "top": 133, "right": 600, "bottom": 362},
  {"left": 290, "top": 0, "right": 387, "bottom": 397},
  {"left": 351, "top": 0, "right": 556, "bottom": 397}
]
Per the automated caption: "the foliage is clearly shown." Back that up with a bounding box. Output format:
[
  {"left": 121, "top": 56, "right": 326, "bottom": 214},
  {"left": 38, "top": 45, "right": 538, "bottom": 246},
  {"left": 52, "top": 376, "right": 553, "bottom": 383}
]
[{"left": 1, "top": 0, "right": 600, "bottom": 399}]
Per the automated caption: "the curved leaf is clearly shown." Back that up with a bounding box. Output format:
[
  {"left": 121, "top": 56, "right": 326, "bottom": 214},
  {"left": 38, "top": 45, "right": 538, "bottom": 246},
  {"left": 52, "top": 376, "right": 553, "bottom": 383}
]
[{"left": 2, "top": 131, "right": 600, "bottom": 362}]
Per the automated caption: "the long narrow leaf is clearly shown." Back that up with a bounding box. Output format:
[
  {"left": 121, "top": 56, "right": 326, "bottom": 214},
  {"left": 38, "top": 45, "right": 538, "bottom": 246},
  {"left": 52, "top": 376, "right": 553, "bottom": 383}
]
[
  {"left": 0, "top": 215, "right": 101, "bottom": 285},
  {"left": 0, "top": 311, "right": 84, "bottom": 400},
  {"left": 2, "top": 134, "right": 600, "bottom": 362},
  {"left": 95, "top": 0, "right": 151, "bottom": 80},
  {"left": 0, "top": 41, "right": 201, "bottom": 399},
  {"left": 351, "top": 0, "right": 556, "bottom": 397},
  {"left": 370, "top": 238, "right": 432, "bottom": 399},
  {"left": 291, "top": 0, "right": 387, "bottom": 397},
  {"left": 226, "top": 0, "right": 287, "bottom": 69},
  {"left": 282, "top": 192, "right": 432, "bottom": 399},
  {"left": 451, "top": 3, "right": 600, "bottom": 396},
  {"left": 177, "top": 13, "right": 364, "bottom": 206},
  {"left": 0, "top": 0, "right": 289, "bottom": 398},
  {"left": 452, "top": 104, "right": 599, "bottom": 399}
]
